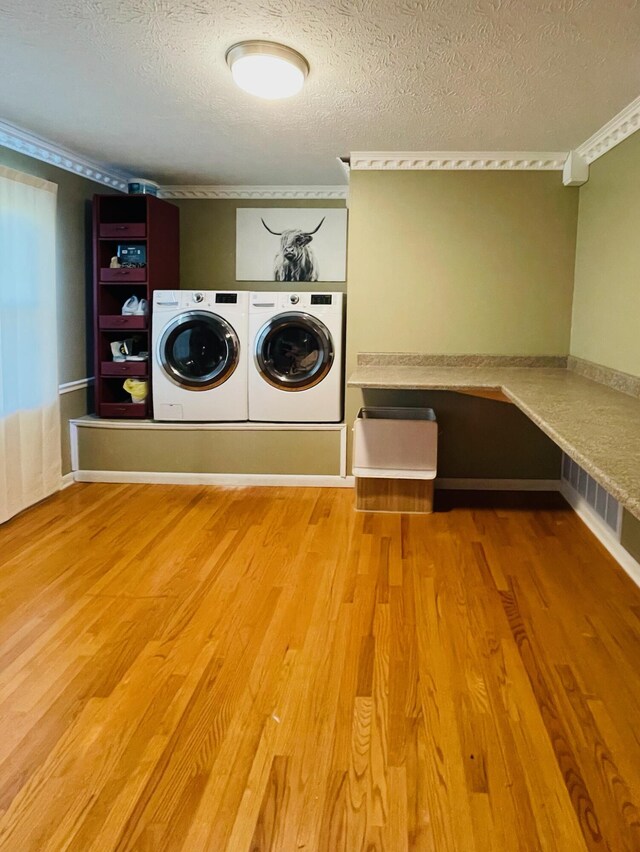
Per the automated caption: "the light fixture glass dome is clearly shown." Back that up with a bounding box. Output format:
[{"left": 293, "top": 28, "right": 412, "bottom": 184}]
[{"left": 226, "top": 41, "right": 309, "bottom": 100}]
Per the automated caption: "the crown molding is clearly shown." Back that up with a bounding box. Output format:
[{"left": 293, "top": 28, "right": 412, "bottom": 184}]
[
  {"left": 0, "top": 119, "right": 131, "bottom": 191},
  {"left": 158, "top": 185, "right": 348, "bottom": 200},
  {"left": 336, "top": 156, "right": 351, "bottom": 179},
  {"left": 349, "top": 151, "right": 567, "bottom": 171},
  {"left": 576, "top": 95, "right": 640, "bottom": 165},
  {"left": 5, "top": 91, "right": 640, "bottom": 194}
]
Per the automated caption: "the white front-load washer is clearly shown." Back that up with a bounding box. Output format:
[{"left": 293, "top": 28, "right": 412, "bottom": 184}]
[
  {"left": 152, "top": 290, "right": 248, "bottom": 421},
  {"left": 248, "top": 291, "right": 344, "bottom": 423}
]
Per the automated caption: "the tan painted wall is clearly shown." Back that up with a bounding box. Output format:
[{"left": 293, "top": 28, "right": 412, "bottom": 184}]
[
  {"left": 621, "top": 510, "right": 640, "bottom": 565},
  {"left": 77, "top": 427, "right": 342, "bottom": 476},
  {"left": 346, "top": 170, "right": 578, "bottom": 358},
  {"left": 570, "top": 131, "right": 640, "bottom": 378},
  {"left": 174, "top": 198, "right": 346, "bottom": 293},
  {"left": 345, "top": 170, "right": 578, "bottom": 478}
]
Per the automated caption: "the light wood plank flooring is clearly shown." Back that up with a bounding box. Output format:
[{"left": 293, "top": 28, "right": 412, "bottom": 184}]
[{"left": 0, "top": 483, "right": 639, "bottom": 851}]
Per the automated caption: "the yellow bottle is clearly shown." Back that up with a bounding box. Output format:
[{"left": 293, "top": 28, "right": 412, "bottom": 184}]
[{"left": 123, "top": 379, "right": 148, "bottom": 404}]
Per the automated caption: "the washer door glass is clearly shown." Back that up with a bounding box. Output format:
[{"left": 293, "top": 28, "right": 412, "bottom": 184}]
[
  {"left": 160, "top": 310, "right": 240, "bottom": 390},
  {"left": 255, "top": 312, "right": 334, "bottom": 391}
]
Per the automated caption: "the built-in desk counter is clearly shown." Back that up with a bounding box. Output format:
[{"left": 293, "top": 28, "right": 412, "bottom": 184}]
[{"left": 348, "top": 363, "right": 640, "bottom": 522}]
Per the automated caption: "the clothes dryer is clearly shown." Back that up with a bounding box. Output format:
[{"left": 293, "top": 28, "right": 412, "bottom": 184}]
[{"left": 248, "top": 291, "right": 343, "bottom": 422}]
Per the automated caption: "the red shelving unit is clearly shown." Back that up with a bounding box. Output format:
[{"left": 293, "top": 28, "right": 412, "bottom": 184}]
[{"left": 93, "top": 194, "right": 179, "bottom": 418}]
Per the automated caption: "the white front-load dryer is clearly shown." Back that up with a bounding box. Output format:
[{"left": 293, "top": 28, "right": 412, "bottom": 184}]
[
  {"left": 248, "top": 291, "right": 344, "bottom": 423},
  {"left": 152, "top": 290, "right": 248, "bottom": 421}
]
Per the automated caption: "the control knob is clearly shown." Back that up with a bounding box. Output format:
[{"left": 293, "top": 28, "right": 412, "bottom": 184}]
[{"left": 289, "top": 294, "right": 300, "bottom": 305}]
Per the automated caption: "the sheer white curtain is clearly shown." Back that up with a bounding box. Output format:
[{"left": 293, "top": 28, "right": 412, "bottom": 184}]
[{"left": 0, "top": 165, "right": 60, "bottom": 524}]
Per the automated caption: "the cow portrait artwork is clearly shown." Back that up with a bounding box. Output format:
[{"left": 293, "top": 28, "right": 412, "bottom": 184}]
[
  {"left": 236, "top": 208, "right": 347, "bottom": 282},
  {"left": 261, "top": 217, "right": 325, "bottom": 282}
]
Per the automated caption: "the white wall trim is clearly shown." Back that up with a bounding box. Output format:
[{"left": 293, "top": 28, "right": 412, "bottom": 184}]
[
  {"left": 435, "top": 477, "right": 561, "bottom": 491},
  {"left": 60, "top": 472, "right": 75, "bottom": 490},
  {"left": 59, "top": 377, "right": 93, "bottom": 395},
  {"left": 70, "top": 416, "right": 346, "bottom": 432},
  {"left": 0, "top": 119, "right": 130, "bottom": 191},
  {"left": 576, "top": 94, "right": 640, "bottom": 165},
  {"left": 70, "top": 421, "right": 79, "bottom": 472},
  {"left": 339, "top": 426, "right": 348, "bottom": 479},
  {"left": 73, "top": 470, "right": 354, "bottom": 488},
  {"left": 158, "top": 185, "right": 348, "bottom": 200},
  {"left": 349, "top": 152, "right": 567, "bottom": 171},
  {"left": 560, "top": 481, "right": 640, "bottom": 588},
  {"left": 336, "top": 157, "right": 351, "bottom": 180}
]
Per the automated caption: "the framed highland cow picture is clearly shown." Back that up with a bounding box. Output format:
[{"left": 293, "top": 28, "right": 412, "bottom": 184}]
[{"left": 236, "top": 208, "right": 347, "bottom": 282}]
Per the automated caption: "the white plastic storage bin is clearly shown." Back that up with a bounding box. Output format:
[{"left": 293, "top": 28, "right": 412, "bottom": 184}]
[{"left": 353, "top": 407, "right": 437, "bottom": 513}]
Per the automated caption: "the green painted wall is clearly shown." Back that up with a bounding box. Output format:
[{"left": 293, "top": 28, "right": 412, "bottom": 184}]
[
  {"left": 571, "top": 131, "right": 640, "bottom": 378},
  {"left": 621, "top": 509, "right": 640, "bottom": 564},
  {"left": 346, "top": 170, "right": 578, "bottom": 358},
  {"left": 174, "top": 198, "right": 346, "bottom": 293},
  {"left": 77, "top": 427, "right": 342, "bottom": 476},
  {"left": 345, "top": 169, "right": 578, "bottom": 478}
]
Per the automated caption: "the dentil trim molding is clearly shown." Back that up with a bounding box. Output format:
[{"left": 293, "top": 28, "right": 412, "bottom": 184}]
[
  {"left": 349, "top": 151, "right": 567, "bottom": 170},
  {"left": 3, "top": 95, "right": 640, "bottom": 190},
  {"left": 0, "top": 120, "right": 131, "bottom": 191},
  {"left": 576, "top": 94, "right": 640, "bottom": 164},
  {"left": 158, "top": 185, "right": 348, "bottom": 200}
]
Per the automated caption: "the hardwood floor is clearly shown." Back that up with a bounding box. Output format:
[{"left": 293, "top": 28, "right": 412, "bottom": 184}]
[{"left": 0, "top": 483, "right": 639, "bottom": 851}]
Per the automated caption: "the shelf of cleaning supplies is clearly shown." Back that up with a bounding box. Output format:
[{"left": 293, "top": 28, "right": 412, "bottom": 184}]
[{"left": 93, "top": 194, "right": 179, "bottom": 421}]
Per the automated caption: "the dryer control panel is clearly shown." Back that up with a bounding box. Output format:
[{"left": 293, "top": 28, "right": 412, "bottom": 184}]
[{"left": 251, "top": 292, "right": 342, "bottom": 314}]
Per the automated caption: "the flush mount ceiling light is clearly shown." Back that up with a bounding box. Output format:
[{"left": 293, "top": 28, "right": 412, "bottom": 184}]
[{"left": 225, "top": 41, "right": 309, "bottom": 100}]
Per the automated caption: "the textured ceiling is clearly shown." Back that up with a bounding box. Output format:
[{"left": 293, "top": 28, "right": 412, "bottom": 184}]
[{"left": 1, "top": 0, "right": 639, "bottom": 184}]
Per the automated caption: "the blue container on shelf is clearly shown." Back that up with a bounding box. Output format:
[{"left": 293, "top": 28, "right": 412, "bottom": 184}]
[{"left": 127, "top": 178, "right": 159, "bottom": 197}]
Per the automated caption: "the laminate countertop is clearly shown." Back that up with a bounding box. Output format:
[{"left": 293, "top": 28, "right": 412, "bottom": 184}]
[{"left": 348, "top": 364, "right": 640, "bottom": 521}]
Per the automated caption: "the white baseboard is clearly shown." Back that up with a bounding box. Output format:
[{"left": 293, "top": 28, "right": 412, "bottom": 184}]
[
  {"left": 559, "top": 482, "right": 640, "bottom": 588},
  {"left": 435, "top": 477, "right": 561, "bottom": 491},
  {"left": 73, "top": 470, "right": 355, "bottom": 488},
  {"left": 60, "top": 472, "right": 76, "bottom": 490},
  {"left": 72, "top": 472, "right": 558, "bottom": 491}
]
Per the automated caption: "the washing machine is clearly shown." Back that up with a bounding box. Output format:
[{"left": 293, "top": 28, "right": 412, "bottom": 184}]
[
  {"left": 152, "top": 290, "right": 248, "bottom": 421},
  {"left": 248, "top": 291, "right": 344, "bottom": 422}
]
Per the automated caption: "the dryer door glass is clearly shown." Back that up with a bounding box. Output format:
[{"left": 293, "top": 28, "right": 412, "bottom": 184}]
[
  {"left": 160, "top": 310, "right": 240, "bottom": 390},
  {"left": 255, "top": 312, "right": 334, "bottom": 391}
]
